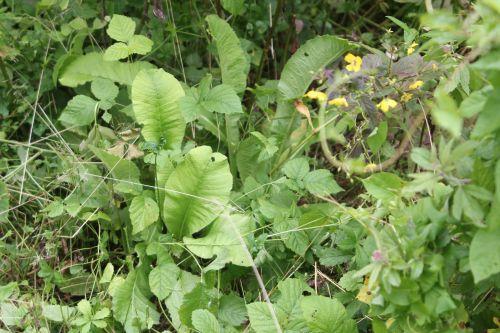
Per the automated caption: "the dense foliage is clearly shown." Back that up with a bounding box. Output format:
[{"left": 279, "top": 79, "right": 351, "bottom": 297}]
[{"left": 0, "top": 0, "right": 499, "bottom": 332}]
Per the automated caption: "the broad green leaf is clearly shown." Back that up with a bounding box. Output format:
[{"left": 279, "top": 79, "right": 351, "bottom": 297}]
[
  {"left": 236, "top": 136, "right": 270, "bottom": 181},
  {"left": 59, "top": 53, "right": 154, "bottom": 87},
  {"left": 300, "top": 296, "right": 357, "bottom": 333},
  {"left": 206, "top": 15, "right": 249, "bottom": 94},
  {"left": 149, "top": 263, "right": 180, "bottom": 300},
  {"left": 278, "top": 35, "right": 351, "bottom": 100},
  {"left": 103, "top": 42, "right": 129, "bottom": 61},
  {"left": 431, "top": 88, "right": 462, "bottom": 138},
  {"left": 110, "top": 269, "right": 160, "bottom": 333},
  {"left": 68, "top": 17, "right": 87, "bottom": 30},
  {"left": 470, "top": 227, "right": 500, "bottom": 283},
  {"left": 128, "top": 35, "right": 153, "bottom": 55},
  {"left": 471, "top": 89, "right": 500, "bottom": 138},
  {"left": 0, "top": 302, "right": 27, "bottom": 326},
  {"left": 316, "top": 247, "right": 351, "bottom": 266},
  {"left": 77, "top": 299, "right": 92, "bottom": 316},
  {"left": 99, "top": 263, "right": 114, "bottom": 284},
  {"left": 58, "top": 95, "right": 98, "bottom": 126},
  {"left": 459, "top": 87, "right": 491, "bottom": 118},
  {"left": 184, "top": 213, "right": 255, "bottom": 267},
  {"left": 87, "top": 145, "right": 141, "bottom": 193},
  {"left": 180, "top": 84, "right": 243, "bottom": 122},
  {"left": 178, "top": 283, "right": 217, "bottom": 327},
  {"left": 247, "top": 279, "right": 312, "bottom": 333},
  {"left": 0, "top": 181, "right": 9, "bottom": 223},
  {"left": 362, "top": 172, "right": 405, "bottom": 201},
  {"left": 0, "top": 282, "right": 17, "bottom": 302},
  {"left": 246, "top": 302, "right": 285, "bottom": 333},
  {"left": 42, "top": 304, "right": 76, "bottom": 322},
  {"left": 282, "top": 158, "right": 309, "bottom": 180},
  {"left": 192, "top": 309, "right": 221, "bottom": 333},
  {"left": 91, "top": 78, "right": 119, "bottom": 102},
  {"left": 163, "top": 146, "right": 232, "bottom": 239},
  {"left": 221, "top": 0, "right": 245, "bottom": 15},
  {"left": 276, "top": 278, "right": 312, "bottom": 321},
  {"left": 132, "top": 68, "right": 185, "bottom": 147},
  {"left": 367, "top": 121, "right": 388, "bottom": 154},
  {"left": 107, "top": 15, "right": 135, "bottom": 42},
  {"left": 129, "top": 193, "right": 159, "bottom": 234},
  {"left": 218, "top": 294, "right": 247, "bottom": 326},
  {"left": 304, "top": 169, "right": 343, "bottom": 195},
  {"left": 424, "top": 288, "right": 456, "bottom": 315},
  {"left": 273, "top": 219, "right": 309, "bottom": 256},
  {"left": 165, "top": 270, "right": 200, "bottom": 330}
]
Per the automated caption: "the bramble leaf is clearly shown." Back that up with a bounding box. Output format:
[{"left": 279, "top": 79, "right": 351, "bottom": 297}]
[
  {"left": 300, "top": 295, "right": 357, "bottom": 333},
  {"left": 129, "top": 193, "right": 159, "bottom": 234},
  {"left": 107, "top": 15, "right": 135, "bottom": 43}
]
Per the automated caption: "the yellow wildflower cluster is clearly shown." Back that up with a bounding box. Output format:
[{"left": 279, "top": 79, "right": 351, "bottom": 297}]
[
  {"left": 409, "top": 80, "right": 423, "bottom": 90},
  {"left": 344, "top": 53, "right": 362, "bottom": 72},
  {"left": 407, "top": 42, "right": 418, "bottom": 55},
  {"left": 304, "top": 90, "right": 327, "bottom": 102},
  {"left": 305, "top": 91, "right": 350, "bottom": 108},
  {"left": 376, "top": 98, "right": 398, "bottom": 113},
  {"left": 328, "top": 97, "right": 349, "bottom": 107},
  {"left": 401, "top": 92, "right": 413, "bottom": 102}
]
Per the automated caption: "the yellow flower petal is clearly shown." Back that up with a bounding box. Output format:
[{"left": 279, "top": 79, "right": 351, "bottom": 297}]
[
  {"left": 304, "top": 90, "right": 327, "bottom": 101},
  {"left": 407, "top": 42, "right": 418, "bottom": 55},
  {"left": 376, "top": 98, "right": 398, "bottom": 113},
  {"left": 401, "top": 92, "right": 413, "bottom": 103},
  {"left": 344, "top": 53, "right": 356, "bottom": 63},
  {"left": 328, "top": 97, "right": 349, "bottom": 107},
  {"left": 409, "top": 80, "right": 424, "bottom": 90},
  {"left": 344, "top": 53, "right": 362, "bottom": 72}
]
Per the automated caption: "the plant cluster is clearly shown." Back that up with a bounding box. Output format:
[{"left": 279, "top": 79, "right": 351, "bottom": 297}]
[{"left": 0, "top": 0, "right": 499, "bottom": 332}]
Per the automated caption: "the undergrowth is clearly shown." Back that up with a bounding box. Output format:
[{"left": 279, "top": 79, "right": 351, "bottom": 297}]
[{"left": 0, "top": 0, "right": 499, "bottom": 332}]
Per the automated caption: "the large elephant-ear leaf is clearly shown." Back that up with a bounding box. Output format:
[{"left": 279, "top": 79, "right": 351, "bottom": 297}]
[
  {"left": 206, "top": 14, "right": 249, "bottom": 94},
  {"left": 183, "top": 213, "right": 255, "bottom": 267},
  {"left": 163, "top": 146, "right": 232, "bottom": 239},
  {"left": 132, "top": 68, "right": 186, "bottom": 148},
  {"left": 278, "top": 35, "right": 352, "bottom": 100},
  {"left": 58, "top": 52, "right": 154, "bottom": 87}
]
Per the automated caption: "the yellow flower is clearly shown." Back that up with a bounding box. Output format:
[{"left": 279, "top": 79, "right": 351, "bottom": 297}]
[
  {"left": 401, "top": 92, "right": 413, "bottom": 102},
  {"left": 432, "top": 63, "right": 439, "bottom": 71},
  {"left": 409, "top": 80, "right": 424, "bottom": 90},
  {"left": 328, "top": 97, "right": 349, "bottom": 107},
  {"left": 407, "top": 42, "right": 418, "bottom": 55},
  {"left": 376, "top": 98, "right": 398, "bottom": 113},
  {"left": 344, "top": 53, "right": 362, "bottom": 72},
  {"left": 304, "top": 90, "right": 327, "bottom": 102}
]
